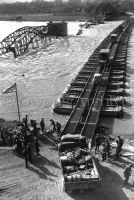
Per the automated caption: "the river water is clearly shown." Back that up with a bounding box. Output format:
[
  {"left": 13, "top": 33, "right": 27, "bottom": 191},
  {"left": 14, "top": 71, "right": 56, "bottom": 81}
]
[{"left": 0, "top": 20, "right": 122, "bottom": 126}]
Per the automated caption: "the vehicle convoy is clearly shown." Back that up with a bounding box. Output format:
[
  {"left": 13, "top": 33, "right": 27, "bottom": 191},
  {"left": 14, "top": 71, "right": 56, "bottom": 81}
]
[
  {"left": 58, "top": 134, "right": 101, "bottom": 193},
  {"left": 57, "top": 21, "right": 133, "bottom": 193}
]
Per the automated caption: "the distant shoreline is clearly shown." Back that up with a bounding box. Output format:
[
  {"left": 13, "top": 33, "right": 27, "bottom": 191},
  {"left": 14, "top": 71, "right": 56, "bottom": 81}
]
[{"left": 0, "top": 14, "right": 89, "bottom": 22}]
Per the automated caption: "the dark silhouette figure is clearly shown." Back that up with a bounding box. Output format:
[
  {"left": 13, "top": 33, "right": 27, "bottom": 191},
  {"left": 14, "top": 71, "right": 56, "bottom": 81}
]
[
  {"left": 102, "top": 143, "right": 107, "bottom": 161},
  {"left": 16, "top": 136, "right": 23, "bottom": 155},
  {"left": 123, "top": 164, "right": 132, "bottom": 186},
  {"left": 1, "top": 132, "right": 6, "bottom": 145},
  {"left": 40, "top": 118, "right": 45, "bottom": 132},
  {"left": 24, "top": 115, "right": 28, "bottom": 129},
  {"left": 31, "top": 120, "right": 38, "bottom": 136},
  {"left": 114, "top": 136, "right": 124, "bottom": 160},
  {"left": 117, "top": 136, "right": 124, "bottom": 154},
  {"left": 50, "top": 119, "right": 56, "bottom": 132},
  {"left": 95, "top": 134, "right": 101, "bottom": 153},
  {"left": 56, "top": 121, "right": 61, "bottom": 138}
]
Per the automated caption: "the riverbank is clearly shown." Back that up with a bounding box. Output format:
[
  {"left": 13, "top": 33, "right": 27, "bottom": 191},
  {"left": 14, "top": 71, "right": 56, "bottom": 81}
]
[
  {"left": 0, "top": 135, "right": 134, "bottom": 200},
  {"left": 0, "top": 14, "right": 89, "bottom": 22},
  {"left": 0, "top": 13, "right": 128, "bottom": 23}
]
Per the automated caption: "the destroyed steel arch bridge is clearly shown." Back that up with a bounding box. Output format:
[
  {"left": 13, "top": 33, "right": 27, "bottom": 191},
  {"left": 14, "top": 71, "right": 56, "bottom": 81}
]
[
  {"left": 0, "top": 25, "right": 59, "bottom": 58},
  {"left": 0, "top": 3, "right": 117, "bottom": 59}
]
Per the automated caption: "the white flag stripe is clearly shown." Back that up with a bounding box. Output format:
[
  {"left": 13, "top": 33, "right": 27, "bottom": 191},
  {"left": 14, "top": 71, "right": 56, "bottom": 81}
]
[{"left": 2, "top": 83, "right": 16, "bottom": 94}]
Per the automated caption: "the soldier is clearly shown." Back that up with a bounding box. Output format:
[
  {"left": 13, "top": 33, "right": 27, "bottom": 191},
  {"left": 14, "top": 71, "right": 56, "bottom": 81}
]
[
  {"left": 1, "top": 131, "right": 6, "bottom": 145},
  {"left": 50, "top": 119, "right": 56, "bottom": 132},
  {"left": 123, "top": 164, "right": 132, "bottom": 186},
  {"left": 16, "top": 136, "right": 23, "bottom": 155},
  {"left": 114, "top": 136, "right": 124, "bottom": 160},
  {"left": 56, "top": 122, "right": 61, "bottom": 138},
  {"left": 117, "top": 136, "right": 124, "bottom": 155},
  {"left": 95, "top": 134, "right": 101, "bottom": 154},
  {"left": 40, "top": 118, "right": 45, "bottom": 132},
  {"left": 102, "top": 143, "right": 107, "bottom": 161},
  {"left": 56, "top": 122, "right": 61, "bottom": 133},
  {"left": 24, "top": 131, "right": 32, "bottom": 146},
  {"left": 23, "top": 115, "right": 28, "bottom": 130}
]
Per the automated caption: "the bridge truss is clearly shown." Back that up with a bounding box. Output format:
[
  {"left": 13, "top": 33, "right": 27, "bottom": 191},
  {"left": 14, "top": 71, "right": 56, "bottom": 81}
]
[{"left": 0, "top": 25, "right": 50, "bottom": 58}]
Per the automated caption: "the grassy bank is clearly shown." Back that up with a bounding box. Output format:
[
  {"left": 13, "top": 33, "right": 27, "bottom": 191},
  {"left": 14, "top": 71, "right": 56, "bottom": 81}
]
[{"left": 0, "top": 13, "right": 89, "bottom": 22}]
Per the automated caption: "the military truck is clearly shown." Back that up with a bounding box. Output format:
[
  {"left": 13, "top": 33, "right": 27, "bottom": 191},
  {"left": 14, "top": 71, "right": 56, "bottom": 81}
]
[{"left": 58, "top": 134, "right": 101, "bottom": 193}]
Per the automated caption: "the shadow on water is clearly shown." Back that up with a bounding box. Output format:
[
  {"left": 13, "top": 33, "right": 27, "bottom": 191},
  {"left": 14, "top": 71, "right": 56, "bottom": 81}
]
[{"left": 68, "top": 157, "right": 130, "bottom": 200}]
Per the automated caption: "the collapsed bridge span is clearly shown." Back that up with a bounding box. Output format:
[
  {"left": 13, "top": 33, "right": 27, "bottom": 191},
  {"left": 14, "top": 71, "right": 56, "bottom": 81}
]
[{"left": 0, "top": 21, "right": 67, "bottom": 58}]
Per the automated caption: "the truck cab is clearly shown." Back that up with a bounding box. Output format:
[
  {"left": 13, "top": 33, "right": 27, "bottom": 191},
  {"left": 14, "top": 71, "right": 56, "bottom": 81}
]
[
  {"left": 99, "top": 49, "right": 110, "bottom": 64},
  {"left": 92, "top": 73, "right": 102, "bottom": 85},
  {"left": 111, "top": 34, "right": 117, "bottom": 44}
]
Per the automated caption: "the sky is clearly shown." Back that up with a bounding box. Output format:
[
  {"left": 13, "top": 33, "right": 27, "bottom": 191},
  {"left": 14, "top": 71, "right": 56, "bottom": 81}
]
[
  {"left": 0, "top": 0, "right": 32, "bottom": 2},
  {"left": 0, "top": 0, "right": 56, "bottom": 2},
  {"left": 0, "top": 0, "right": 83, "bottom": 3},
  {"left": 0, "top": 0, "right": 69, "bottom": 2},
  {"left": 0, "top": 0, "right": 70, "bottom": 3},
  {"left": 0, "top": 0, "right": 82, "bottom": 3}
]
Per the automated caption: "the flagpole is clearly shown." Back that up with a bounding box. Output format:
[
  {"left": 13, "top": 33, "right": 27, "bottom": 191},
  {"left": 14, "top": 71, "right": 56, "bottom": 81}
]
[{"left": 15, "top": 83, "right": 20, "bottom": 122}]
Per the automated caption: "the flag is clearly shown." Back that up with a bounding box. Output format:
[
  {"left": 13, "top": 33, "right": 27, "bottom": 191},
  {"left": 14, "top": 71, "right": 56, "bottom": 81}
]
[{"left": 2, "top": 83, "right": 16, "bottom": 94}]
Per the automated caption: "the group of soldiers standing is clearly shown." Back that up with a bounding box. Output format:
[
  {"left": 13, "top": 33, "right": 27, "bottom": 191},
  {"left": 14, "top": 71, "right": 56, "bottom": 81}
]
[
  {"left": 95, "top": 134, "right": 124, "bottom": 161},
  {"left": 95, "top": 133, "right": 133, "bottom": 186},
  {"left": 0, "top": 115, "right": 62, "bottom": 168},
  {"left": 15, "top": 115, "right": 41, "bottom": 168},
  {"left": 20, "top": 116, "right": 62, "bottom": 168},
  {"left": 40, "top": 118, "right": 61, "bottom": 137}
]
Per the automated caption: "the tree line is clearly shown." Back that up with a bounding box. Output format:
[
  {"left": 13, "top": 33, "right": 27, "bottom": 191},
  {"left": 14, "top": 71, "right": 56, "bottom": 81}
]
[{"left": 0, "top": 0, "right": 133, "bottom": 15}]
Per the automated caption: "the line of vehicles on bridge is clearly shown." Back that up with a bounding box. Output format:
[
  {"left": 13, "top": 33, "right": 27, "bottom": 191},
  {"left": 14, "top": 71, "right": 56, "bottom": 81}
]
[
  {"left": 53, "top": 36, "right": 126, "bottom": 118},
  {"left": 55, "top": 20, "right": 132, "bottom": 193}
]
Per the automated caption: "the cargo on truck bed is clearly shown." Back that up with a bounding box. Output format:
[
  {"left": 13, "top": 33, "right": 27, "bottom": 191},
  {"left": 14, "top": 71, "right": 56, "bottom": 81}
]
[{"left": 58, "top": 134, "right": 101, "bottom": 193}]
